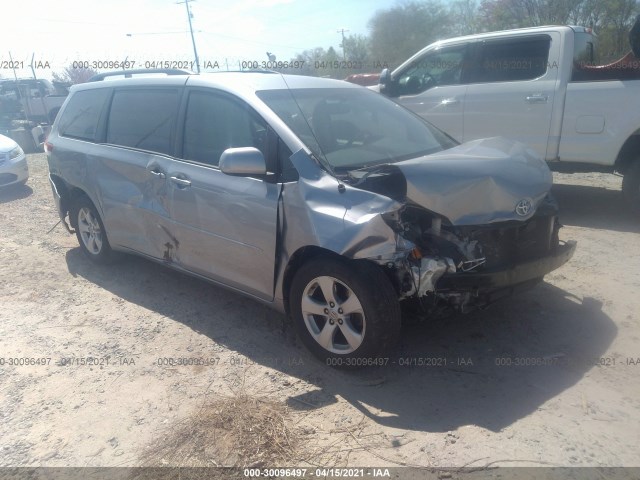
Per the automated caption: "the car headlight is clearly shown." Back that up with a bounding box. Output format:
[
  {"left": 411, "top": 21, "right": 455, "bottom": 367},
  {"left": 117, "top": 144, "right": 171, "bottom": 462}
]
[{"left": 9, "top": 145, "right": 24, "bottom": 160}]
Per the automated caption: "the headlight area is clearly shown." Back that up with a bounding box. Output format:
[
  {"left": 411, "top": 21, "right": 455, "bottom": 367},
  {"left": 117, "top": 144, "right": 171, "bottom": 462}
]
[
  {"left": 387, "top": 200, "right": 576, "bottom": 315},
  {"left": 9, "top": 145, "right": 25, "bottom": 160},
  {"left": 0, "top": 145, "right": 29, "bottom": 188}
]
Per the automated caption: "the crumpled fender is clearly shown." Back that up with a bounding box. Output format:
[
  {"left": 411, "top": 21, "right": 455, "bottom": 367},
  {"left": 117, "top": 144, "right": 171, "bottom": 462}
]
[{"left": 282, "top": 150, "right": 412, "bottom": 263}]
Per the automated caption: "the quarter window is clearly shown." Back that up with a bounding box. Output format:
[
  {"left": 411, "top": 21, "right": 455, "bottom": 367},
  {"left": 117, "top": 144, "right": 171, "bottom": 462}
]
[
  {"left": 59, "top": 89, "right": 110, "bottom": 142},
  {"left": 182, "top": 91, "right": 268, "bottom": 166},
  {"left": 106, "top": 89, "right": 179, "bottom": 155}
]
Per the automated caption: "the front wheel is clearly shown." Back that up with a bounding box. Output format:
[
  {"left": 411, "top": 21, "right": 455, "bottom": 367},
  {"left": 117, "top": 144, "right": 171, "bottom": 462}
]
[
  {"left": 622, "top": 161, "right": 640, "bottom": 213},
  {"left": 72, "top": 195, "right": 114, "bottom": 264},
  {"left": 289, "top": 257, "right": 401, "bottom": 367}
]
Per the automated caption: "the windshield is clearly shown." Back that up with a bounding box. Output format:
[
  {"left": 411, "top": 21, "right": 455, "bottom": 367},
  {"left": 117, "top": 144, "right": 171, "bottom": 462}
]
[{"left": 257, "top": 87, "right": 457, "bottom": 171}]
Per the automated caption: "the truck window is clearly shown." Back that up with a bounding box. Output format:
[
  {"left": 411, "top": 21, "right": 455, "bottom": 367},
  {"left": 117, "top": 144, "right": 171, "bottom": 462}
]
[
  {"left": 573, "top": 32, "right": 597, "bottom": 68},
  {"left": 58, "top": 89, "right": 110, "bottom": 142},
  {"left": 106, "top": 89, "right": 179, "bottom": 155},
  {"left": 470, "top": 35, "right": 551, "bottom": 83},
  {"left": 394, "top": 45, "right": 467, "bottom": 95}
]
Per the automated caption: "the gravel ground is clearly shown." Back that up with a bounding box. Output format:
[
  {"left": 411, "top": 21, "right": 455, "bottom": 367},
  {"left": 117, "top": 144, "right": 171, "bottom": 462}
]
[{"left": 0, "top": 153, "right": 639, "bottom": 469}]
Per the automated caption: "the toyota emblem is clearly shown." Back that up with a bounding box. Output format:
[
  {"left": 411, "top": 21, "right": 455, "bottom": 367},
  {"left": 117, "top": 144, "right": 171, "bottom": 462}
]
[{"left": 515, "top": 198, "right": 533, "bottom": 216}]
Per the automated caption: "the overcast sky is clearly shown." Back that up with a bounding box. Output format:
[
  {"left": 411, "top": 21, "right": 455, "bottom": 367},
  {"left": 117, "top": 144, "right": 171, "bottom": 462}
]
[{"left": 1, "top": 0, "right": 399, "bottom": 79}]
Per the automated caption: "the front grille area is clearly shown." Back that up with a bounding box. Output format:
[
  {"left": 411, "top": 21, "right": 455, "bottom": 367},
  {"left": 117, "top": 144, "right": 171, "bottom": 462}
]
[{"left": 464, "top": 213, "right": 558, "bottom": 269}]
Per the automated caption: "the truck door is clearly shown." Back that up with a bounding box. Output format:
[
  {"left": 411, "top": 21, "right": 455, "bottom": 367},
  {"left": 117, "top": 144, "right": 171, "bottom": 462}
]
[
  {"left": 462, "top": 33, "right": 560, "bottom": 160},
  {"left": 387, "top": 44, "right": 469, "bottom": 141}
]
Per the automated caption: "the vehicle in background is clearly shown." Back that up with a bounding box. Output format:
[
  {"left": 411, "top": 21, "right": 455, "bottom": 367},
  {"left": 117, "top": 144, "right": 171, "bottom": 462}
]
[
  {"left": 373, "top": 16, "right": 640, "bottom": 211},
  {"left": 344, "top": 73, "right": 380, "bottom": 87},
  {"left": 46, "top": 70, "right": 575, "bottom": 365},
  {"left": 0, "top": 133, "right": 28, "bottom": 188},
  {"left": 0, "top": 78, "right": 68, "bottom": 124}
]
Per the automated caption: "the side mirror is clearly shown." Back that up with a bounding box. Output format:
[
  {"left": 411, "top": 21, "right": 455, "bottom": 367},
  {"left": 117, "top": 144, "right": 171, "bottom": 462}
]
[
  {"left": 219, "top": 147, "right": 266, "bottom": 176},
  {"left": 379, "top": 68, "right": 391, "bottom": 95}
]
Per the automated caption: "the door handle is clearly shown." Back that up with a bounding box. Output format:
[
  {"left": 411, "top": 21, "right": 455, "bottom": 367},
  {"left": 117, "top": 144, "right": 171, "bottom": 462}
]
[
  {"left": 149, "top": 168, "right": 166, "bottom": 179},
  {"left": 441, "top": 98, "right": 460, "bottom": 105},
  {"left": 525, "top": 94, "right": 548, "bottom": 103},
  {"left": 170, "top": 176, "right": 192, "bottom": 188}
]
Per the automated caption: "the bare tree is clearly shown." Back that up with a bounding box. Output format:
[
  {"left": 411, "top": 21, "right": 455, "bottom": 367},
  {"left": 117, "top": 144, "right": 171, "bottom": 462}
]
[
  {"left": 52, "top": 65, "right": 99, "bottom": 85},
  {"left": 450, "top": 0, "right": 481, "bottom": 35}
]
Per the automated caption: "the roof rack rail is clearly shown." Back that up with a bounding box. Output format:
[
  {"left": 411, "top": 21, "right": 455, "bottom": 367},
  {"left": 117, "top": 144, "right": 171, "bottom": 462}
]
[{"left": 88, "top": 68, "right": 192, "bottom": 82}]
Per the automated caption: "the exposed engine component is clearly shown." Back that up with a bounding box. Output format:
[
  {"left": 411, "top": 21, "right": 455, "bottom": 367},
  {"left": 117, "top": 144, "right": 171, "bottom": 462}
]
[{"left": 409, "top": 257, "right": 455, "bottom": 297}]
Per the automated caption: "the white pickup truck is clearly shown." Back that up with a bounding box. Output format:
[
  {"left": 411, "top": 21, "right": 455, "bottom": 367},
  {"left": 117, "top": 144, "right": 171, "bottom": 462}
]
[{"left": 375, "top": 18, "right": 640, "bottom": 210}]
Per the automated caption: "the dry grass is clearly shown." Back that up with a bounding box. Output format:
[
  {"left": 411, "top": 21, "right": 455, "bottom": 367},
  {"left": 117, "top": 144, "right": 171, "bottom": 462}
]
[{"left": 139, "top": 390, "right": 301, "bottom": 469}]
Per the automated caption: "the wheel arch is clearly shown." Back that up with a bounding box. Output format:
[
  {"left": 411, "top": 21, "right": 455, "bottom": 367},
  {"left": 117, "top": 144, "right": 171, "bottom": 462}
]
[
  {"left": 282, "top": 246, "right": 343, "bottom": 315},
  {"left": 615, "top": 129, "right": 640, "bottom": 174},
  {"left": 281, "top": 245, "right": 396, "bottom": 315},
  {"left": 48, "top": 107, "right": 61, "bottom": 124},
  {"left": 50, "top": 175, "right": 100, "bottom": 230}
]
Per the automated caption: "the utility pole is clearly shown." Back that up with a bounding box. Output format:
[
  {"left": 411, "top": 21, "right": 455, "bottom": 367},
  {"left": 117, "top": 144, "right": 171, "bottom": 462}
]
[
  {"left": 177, "top": 0, "right": 200, "bottom": 73},
  {"left": 337, "top": 28, "right": 349, "bottom": 60}
]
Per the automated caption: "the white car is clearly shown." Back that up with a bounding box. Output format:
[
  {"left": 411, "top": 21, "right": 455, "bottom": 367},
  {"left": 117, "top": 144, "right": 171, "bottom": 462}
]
[{"left": 0, "top": 133, "right": 28, "bottom": 188}]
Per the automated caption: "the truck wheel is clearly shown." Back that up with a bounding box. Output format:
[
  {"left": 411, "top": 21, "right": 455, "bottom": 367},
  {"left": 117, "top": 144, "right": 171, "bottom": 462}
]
[
  {"left": 48, "top": 108, "right": 60, "bottom": 124},
  {"left": 622, "top": 161, "right": 640, "bottom": 212},
  {"left": 71, "top": 195, "right": 114, "bottom": 264},
  {"left": 290, "top": 257, "right": 401, "bottom": 367}
]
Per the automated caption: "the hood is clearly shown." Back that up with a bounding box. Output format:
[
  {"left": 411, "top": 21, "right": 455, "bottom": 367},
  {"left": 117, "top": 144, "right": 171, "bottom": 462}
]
[
  {"left": 394, "top": 137, "right": 552, "bottom": 225},
  {"left": 0, "top": 134, "right": 19, "bottom": 153}
]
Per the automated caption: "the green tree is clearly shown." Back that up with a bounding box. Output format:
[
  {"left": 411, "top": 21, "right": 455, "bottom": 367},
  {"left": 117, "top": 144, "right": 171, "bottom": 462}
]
[
  {"left": 368, "top": 1, "right": 453, "bottom": 69},
  {"left": 342, "top": 34, "right": 371, "bottom": 64},
  {"left": 478, "top": 0, "right": 639, "bottom": 60},
  {"left": 289, "top": 46, "right": 344, "bottom": 78}
]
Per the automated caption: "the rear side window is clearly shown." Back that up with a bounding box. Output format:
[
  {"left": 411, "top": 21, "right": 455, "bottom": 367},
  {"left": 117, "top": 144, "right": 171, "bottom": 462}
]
[
  {"left": 107, "top": 89, "right": 179, "bottom": 155},
  {"left": 470, "top": 35, "right": 551, "bottom": 83},
  {"left": 58, "top": 89, "right": 110, "bottom": 142},
  {"left": 182, "top": 91, "right": 268, "bottom": 166}
]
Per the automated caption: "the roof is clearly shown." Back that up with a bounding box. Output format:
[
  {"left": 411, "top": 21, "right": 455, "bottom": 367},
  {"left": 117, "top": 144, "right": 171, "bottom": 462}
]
[{"left": 72, "top": 70, "right": 360, "bottom": 94}]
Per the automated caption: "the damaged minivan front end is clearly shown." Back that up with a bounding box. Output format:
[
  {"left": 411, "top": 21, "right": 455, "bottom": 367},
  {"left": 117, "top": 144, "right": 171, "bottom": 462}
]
[
  {"left": 283, "top": 137, "right": 575, "bottom": 318},
  {"left": 259, "top": 82, "right": 576, "bottom": 339}
]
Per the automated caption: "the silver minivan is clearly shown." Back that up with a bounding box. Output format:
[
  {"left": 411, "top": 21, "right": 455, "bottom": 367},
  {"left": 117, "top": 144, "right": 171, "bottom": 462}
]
[{"left": 46, "top": 70, "right": 575, "bottom": 366}]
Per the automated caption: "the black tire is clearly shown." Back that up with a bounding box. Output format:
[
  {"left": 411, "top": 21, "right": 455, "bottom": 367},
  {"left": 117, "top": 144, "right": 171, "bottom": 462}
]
[
  {"left": 48, "top": 108, "right": 60, "bottom": 124},
  {"left": 622, "top": 161, "right": 640, "bottom": 212},
  {"left": 289, "top": 257, "right": 401, "bottom": 367},
  {"left": 71, "top": 195, "right": 114, "bottom": 264}
]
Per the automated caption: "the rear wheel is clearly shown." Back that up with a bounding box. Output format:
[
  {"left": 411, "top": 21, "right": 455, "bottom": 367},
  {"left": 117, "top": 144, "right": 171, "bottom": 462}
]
[
  {"left": 290, "top": 257, "right": 401, "bottom": 367},
  {"left": 48, "top": 107, "right": 60, "bottom": 124},
  {"left": 622, "top": 161, "right": 640, "bottom": 213},
  {"left": 72, "top": 195, "right": 114, "bottom": 264}
]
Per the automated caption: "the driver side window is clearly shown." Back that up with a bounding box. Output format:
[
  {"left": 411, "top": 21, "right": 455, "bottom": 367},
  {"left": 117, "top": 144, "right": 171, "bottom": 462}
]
[
  {"left": 395, "top": 45, "right": 467, "bottom": 96},
  {"left": 182, "top": 91, "right": 268, "bottom": 166}
]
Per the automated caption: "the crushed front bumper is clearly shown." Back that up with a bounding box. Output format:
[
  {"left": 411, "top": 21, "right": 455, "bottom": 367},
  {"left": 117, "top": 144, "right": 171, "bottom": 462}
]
[{"left": 437, "top": 240, "right": 576, "bottom": 292}]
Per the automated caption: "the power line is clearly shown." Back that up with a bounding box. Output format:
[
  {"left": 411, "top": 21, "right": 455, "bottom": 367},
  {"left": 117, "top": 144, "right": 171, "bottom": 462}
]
[
  {"left": 176, "top": 0, "right": 200, "bottom": 73},
  {"left": 337, "top": 28, "right": 350, "bottom": 60}
]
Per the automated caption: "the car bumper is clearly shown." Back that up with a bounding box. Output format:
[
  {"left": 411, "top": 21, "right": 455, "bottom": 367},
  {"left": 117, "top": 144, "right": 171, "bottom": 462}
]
[
  {"left": 438, "top": 240, "right": 577, "bottom": 292},
  {"left": 0, "top": 155, "right": 29, "bottom": 187}
]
